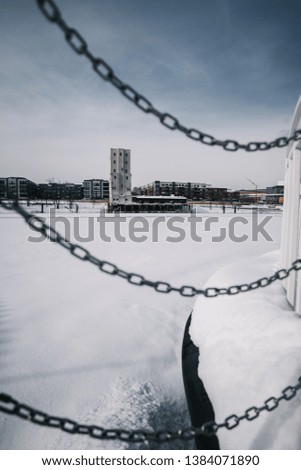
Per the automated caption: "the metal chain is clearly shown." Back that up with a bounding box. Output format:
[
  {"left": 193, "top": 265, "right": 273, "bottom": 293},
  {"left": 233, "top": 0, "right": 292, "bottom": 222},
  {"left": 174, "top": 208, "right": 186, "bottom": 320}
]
[
  {"left": 1, "top": 376, "right": 300, "bottom": 442},
  {"left": 3, "top": 2, "right": 300, "bottom": 445},
  {"left": 35, "top": 0, "right": 301, "bottom": 153},
  {"left": 1, "top": 199, "right": 301, "bottom": 298}
]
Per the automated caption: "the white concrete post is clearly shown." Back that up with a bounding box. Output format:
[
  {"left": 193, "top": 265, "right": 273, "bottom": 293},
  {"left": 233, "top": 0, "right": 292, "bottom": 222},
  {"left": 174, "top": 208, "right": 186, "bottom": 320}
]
[{"left": 280, "top": 96, "right": 301, "bottom": 312}]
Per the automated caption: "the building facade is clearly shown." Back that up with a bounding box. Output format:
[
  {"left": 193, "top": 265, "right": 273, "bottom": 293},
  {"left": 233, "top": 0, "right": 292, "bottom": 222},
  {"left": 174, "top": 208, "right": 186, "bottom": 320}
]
[
  {"left": 101, "top": 180, "right": 110, "bottom": 200},
  {"left": 265, "top": 181, "right": 284, "bottom": 204},
  {"left": 238, "top": 189, "right": 266, "bottom": 204},
  {"left": 110, "top": 148, "right": 132, "bottom": 204},
  {"left": 3, "top": 177, "right": 37, "bottom": 200},
  {"left": 83, "top": 179, "right": 109, "bottom": 200},
  {"left": 37, "top": 183, "right": 83, "bottom": 201},
  {"left": 131, "top": 195, "right": 191, "bottom": 212},
  {"left": 138, "top": 181, "right": 209, "bottom": 199},
  {"left": 0, "top": 178, "right": 7, "bottom": 198},
  {"left": 137, "top": 181, "right": 240, "bottom": 203}
]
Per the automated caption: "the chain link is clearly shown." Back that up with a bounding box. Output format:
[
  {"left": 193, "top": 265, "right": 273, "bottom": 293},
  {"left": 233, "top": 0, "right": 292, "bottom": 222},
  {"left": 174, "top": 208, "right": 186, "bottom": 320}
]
[
  {"left": 35, "top": 0, "right": 301, "bottom": 152},
  {"left": 1, "top": 376, "right": 300, "bottom": 442},
  {"left": 1, "top": 199, "right": 300, "bottom": 297}
]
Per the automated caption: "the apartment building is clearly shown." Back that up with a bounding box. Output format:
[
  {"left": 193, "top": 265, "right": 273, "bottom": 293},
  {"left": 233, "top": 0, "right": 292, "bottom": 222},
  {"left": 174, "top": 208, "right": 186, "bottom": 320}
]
[
  {"left": 38, "top": 182, "right": 83, "bottom": 201},
  {"left": 3, "top": 177, "right": 37, "bottom": 200},
  {"left": 0, "top": 178, "right": 7, "bottom": 198},
  {"left": 83, "top": 179, "right": 109, "bottom": 200},
  {"left": 138, "top": 181, "right": 210, "bottom": 199}
]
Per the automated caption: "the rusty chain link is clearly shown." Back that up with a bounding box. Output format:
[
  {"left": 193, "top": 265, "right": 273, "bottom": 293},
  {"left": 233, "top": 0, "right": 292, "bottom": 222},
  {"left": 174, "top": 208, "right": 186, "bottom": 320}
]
[
  {"left": 35, "top": 0, "right": 301, "bottom": 152},
  {"left": 1, "top": 376, "right": 300, "bottom": 442},
  {"left": 1, "top": 199, "right": 301, "bottom": 298}
]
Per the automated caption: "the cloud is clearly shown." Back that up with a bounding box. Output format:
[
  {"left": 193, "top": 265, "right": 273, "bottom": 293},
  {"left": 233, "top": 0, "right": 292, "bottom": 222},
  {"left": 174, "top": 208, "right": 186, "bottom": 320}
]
[{"left": 0, "top": 0, "right": 300, "bottom": 189}]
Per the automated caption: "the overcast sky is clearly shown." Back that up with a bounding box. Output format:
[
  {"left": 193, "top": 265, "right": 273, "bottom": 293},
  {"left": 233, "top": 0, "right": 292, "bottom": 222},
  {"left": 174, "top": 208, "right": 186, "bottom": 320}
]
[{"left": 1, "top": 0, "right": 300, "bottom": 189}]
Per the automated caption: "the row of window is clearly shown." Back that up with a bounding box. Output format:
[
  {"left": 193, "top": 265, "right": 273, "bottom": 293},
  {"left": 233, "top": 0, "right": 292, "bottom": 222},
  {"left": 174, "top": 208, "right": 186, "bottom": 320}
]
[
  {"left": 113, "top": 161, "right": 128, "bottom": 167},
  {"left": 113, "top": 152, "right": 129, "bottom": 157}
]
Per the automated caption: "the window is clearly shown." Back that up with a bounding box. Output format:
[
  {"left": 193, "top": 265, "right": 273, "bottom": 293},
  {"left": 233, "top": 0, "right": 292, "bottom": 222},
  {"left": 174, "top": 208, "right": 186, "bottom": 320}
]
[
  {"left": 126, "top": 176, "right": 128, "bottom": 180},
  {"left": 114, "top": 176, "right": 116, "bottom": 179},
  {"left": 114, "top": 169, "right": 116, "bottom": 173}
]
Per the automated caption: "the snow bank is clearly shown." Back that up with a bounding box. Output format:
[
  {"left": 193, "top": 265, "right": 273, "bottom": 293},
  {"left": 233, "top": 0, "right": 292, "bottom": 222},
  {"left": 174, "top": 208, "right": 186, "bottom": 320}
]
[
  {"left": 0, "top": 212, "right": 283, "bottom": 449},
  {"left": 190, "top": 251, "right": 301, "bottom": 449}
]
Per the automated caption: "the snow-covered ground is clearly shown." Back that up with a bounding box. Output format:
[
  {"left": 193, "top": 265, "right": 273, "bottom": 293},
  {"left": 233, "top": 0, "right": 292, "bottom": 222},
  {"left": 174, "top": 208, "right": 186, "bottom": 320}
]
[
  {"left": 191, "top": 252, "right": 301, "bottom": 450},
  {"left": 0, "top": 205, "right": 291, "bottom": 449}
]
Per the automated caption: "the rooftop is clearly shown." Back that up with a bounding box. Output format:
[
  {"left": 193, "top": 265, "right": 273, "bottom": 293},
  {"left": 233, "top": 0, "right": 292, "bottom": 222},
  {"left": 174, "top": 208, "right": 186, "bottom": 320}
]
[{"left": 134, "top": 195, "right": 187, "bottom": 200}]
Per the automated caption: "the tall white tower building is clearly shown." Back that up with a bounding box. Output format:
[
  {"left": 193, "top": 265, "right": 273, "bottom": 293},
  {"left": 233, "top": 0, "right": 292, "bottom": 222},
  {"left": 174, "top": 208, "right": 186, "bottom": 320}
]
[{"left": 110, "top": 148, "right": 132, "bottom": 204}]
